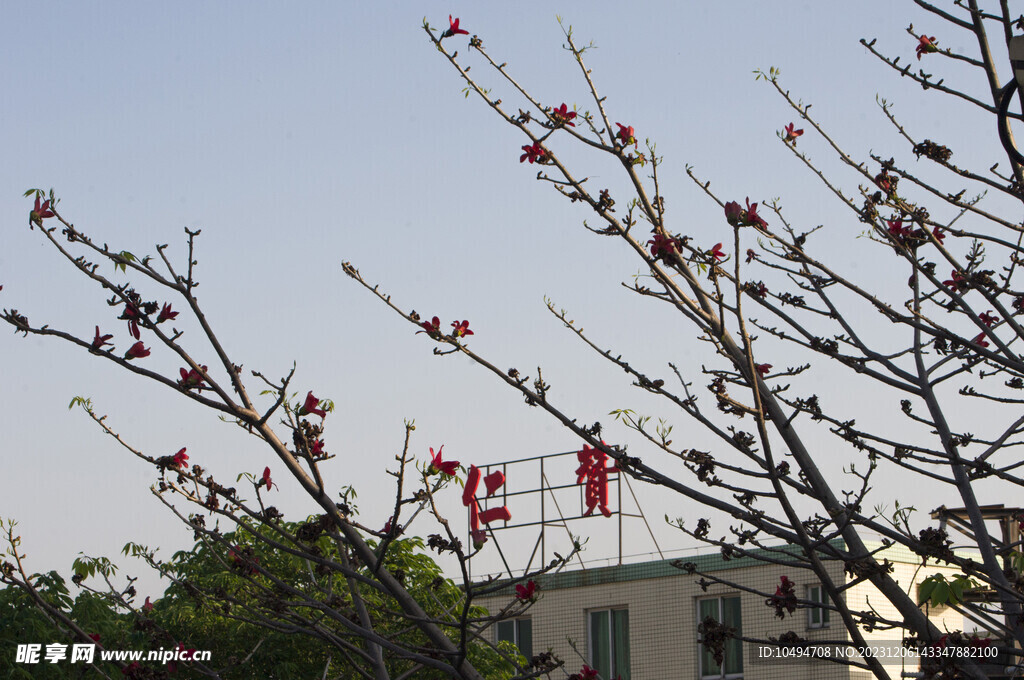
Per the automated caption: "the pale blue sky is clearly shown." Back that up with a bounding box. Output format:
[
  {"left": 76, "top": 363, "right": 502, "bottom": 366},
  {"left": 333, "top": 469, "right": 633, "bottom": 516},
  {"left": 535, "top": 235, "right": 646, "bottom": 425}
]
[{"left": 1, "top": 2, "right": 1012, "bottom": 591}]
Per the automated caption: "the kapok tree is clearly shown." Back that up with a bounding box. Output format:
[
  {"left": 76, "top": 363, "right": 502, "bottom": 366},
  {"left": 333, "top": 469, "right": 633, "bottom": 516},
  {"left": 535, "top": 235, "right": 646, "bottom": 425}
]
[
  {"left": 342, "top": 5, "right": 1024, "bottom": 679},
  {"left": 3, "top": 200, "right": 566, "bottom": 677}
]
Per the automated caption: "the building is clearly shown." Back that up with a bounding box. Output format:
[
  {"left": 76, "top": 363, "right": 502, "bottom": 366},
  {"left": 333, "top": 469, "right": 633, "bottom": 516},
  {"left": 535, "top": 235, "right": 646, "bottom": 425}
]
[{"left": 475, "top": 541, "right": 972, "bottom": 680}]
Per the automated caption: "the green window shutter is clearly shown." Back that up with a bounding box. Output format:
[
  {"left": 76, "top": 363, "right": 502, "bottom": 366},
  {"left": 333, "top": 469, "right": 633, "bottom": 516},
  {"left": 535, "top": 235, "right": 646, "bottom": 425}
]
[
  {"left": 517, "top": 618, "right": 533, "bottom": 660},
  {"left": 722, "top": 596, "right": 743, "bottom": 674},
  {"left": 497, "top": 620, "right": 515, "bottom": 645},
  {"left": 612, "top": 609, "right": 630, "bottom": 680},
  {"left": 590, "top": 610, "right": 611, "bottom": 680}
]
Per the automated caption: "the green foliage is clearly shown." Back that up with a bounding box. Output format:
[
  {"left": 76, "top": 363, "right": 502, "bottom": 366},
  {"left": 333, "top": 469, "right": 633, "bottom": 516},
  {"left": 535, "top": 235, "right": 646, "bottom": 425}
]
[
  {"left": 67, "top": 396, "right": 92, "bottom": 411},
  {"left": 154, "top": 522, "right": 514, "bottom": 678},
  {"left": 113, "top": 251, "right": 136, "bottom": 274},
  {"left": 0, "top": 572, "right": 134, "bottom": 679},
  {"left": 71, "top": 555, "right": 117, "bottom": 581},
  {"left": 753, "top": 66, "right": 782, "bottom": 82},
  {"left": 918, "top": 572, "right": 978, "bottom": 607},
  {"left": 1012, "top": 550, "right": 1024, "bottom": 574},
  {"left": 3, "top": 520, "right": 515, "bottom": 679}
]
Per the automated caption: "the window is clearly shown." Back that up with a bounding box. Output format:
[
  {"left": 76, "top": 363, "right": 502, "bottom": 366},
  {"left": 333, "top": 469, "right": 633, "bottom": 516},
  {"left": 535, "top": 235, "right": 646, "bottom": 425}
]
[
  {"left": 497, "top": 618, "right": 532, "bottom": 660},
  {"left": 698, "top": 596, "right": 742, "bottom": 680},
  {"left": 589, "top": 608, "right": 630, "bottom": 680},
  {"left": 807, "top": 585, "right": 830, "bottom": 629}
]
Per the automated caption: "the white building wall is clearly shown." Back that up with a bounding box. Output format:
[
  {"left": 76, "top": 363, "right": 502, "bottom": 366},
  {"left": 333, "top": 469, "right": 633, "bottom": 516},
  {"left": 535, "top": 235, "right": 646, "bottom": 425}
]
[{"left": 475, "top": 543, "right": 968, "bottom": 680}]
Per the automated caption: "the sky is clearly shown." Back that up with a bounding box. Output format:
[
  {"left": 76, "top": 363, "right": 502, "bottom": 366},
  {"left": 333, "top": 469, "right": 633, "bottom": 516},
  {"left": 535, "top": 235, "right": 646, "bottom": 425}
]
[{"left": 1, "top": 2, "right": 1018, "bottom": 597}]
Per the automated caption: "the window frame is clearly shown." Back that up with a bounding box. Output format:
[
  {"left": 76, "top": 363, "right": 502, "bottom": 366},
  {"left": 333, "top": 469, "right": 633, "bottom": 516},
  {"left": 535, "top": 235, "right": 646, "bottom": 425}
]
[
  {"left": 697, "top": 595, "right": 743, "bottom": 680},
  {"left": 588, "top": 607, "right": 630, "bottom": 680},
  {"left": 807, "top": 584, "right": 831, "bottom": 630}
]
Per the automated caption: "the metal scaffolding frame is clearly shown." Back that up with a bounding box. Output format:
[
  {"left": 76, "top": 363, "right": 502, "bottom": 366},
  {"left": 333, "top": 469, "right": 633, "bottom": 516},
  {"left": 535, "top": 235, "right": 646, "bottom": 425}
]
[{"left": 467, "top": 449, "right": 664, "bottom": 582}]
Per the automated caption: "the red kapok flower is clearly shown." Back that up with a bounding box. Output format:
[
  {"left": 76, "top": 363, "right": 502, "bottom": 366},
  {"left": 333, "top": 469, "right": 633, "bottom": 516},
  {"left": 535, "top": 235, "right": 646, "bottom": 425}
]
[
  {"left": 979, "top": 311, "right": 998, "bottom": 327},
  {"left": 648, "top": 233, "right": 682, "bottom": 260},
  {"left": 745, "top": 248, "right": 756, "bottom": 264},
  {"left": 968, "top": 635, "right": 993, "bottom": 649},
  {"left": 429, "top": 445, "right": 460, "bottom": 476},
  {"left": 875, "top": 171, "right": 895, "bottom": 195},
  {"left": 932, "top": 227, "right": 946, "bottom": 244},
  {"left": 262, "top": 466, "right": 276, "bottom": 491},
  {"left": 575, "top": 666, "right": 600, "bottom": 680},
  {"left": 751, "top": 281, "right": 769, "bottom": 299},
  {"left": 470, "top": 528, "right": 488, "bottom": 549},
  {"left": 745, "top": 197, "right": 768, "bottom": 229},
  {"left": 88, "top": 633, "right": 101, "bottom": 643},
  {"left": 227, "top": 545, "right": 260, "bottom": 575},
  {"left": 725, "top": 198, "right": 768, "bottom": 228},
  {"left": 756, "top": 363, "right": 773, "bottom": 376},
  {"left": 783, "top": 123, "right": 803, "bottom": 144},
  {"left": 767, "top": 574, "right": 798, "bottom": 618},
  {"left": 121, "top": 302, "right": 142, "bottom": 340},
  {"left": 310, "top": 438, "right": 327, "bottom": 458},
  {"left": 515, "top": 579, "right": 538, "bottom": 602},
  {"left": 451, "top": 319, "right": 474, "bottom": 337},
  {"left": 916, "top": 35, "right": 938, "bottom": 60},
  {"left": 943, "top": 269, "right": 968, "bottom": 292},
  {"left": 172, "top": 448, "right": 189, "bottom": 469},
  {"left": 142, "top": 596, "right": 154, "bottom": 612},
  {"left": 418, "top": 315, "right": 442, "bottom": 336},
  {"left": 972, "top": 332, "right": 990, "bottom": 348},
  {"left": 724, "top": 201, "right": 743, "bottom": 226},
  {"left": 442, "top": 15, "right": 469, "bottom": 38},
  {"left": 520, "top": 142, "right": 548, "bottom": 164},
  {"left": 550, "top": 103, "right": 577, "bottom": 127},
  {"left": 157, "top": 303, "right": 179, "bottom": 324},
  {"left": 615, "top": 123, "right": 636, "bottom": 147},
  {"left": 887, "top": 219, "right": 909, "bottom": 239},
  {"left": 178, "top": 365, "right": 208, "bottom": 390},
  {"left": 710, "top": 243, "right": 725, "bottom": 262},
  {"left": 299, "top": 391, "right": 326, "bottom": 418},
  {"left": 92, "top": 326, "right": 114, "bottom": 351},
  {"left": 29, "top": 194, "right": 55, "bottom": 229},
  {"left": 124, "top": 341, "right": 150, "bottom": 360}
]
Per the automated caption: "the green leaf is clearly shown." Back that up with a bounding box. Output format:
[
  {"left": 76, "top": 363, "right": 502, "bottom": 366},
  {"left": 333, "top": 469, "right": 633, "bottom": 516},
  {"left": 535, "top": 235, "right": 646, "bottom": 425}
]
[
  {"left": 950, "top": 578, "right": 965, "bottom": 604},
  {"left": 114, "top": 251, "right": 136, "bottom": 274},
  {"left": 71, "top": 557, "right": 92, "bottom": 579},
  {"left": 918, "top": 579, "right": 936, "bottom": 604},
  {"left": 68, "top": 395, "right": 92, "bottom": 411},
  {"left": 930, "top": 581, "right": 949, "bottom": 607}
]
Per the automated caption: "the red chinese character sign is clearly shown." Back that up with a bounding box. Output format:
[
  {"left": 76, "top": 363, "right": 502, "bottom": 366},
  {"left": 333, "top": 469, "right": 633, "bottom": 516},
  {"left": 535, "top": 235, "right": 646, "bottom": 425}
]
[
  {"left": 465, "top": 447, "right": 663, "bottom": 581},
  {"left": 575, "top": 444, "right": 615, "bottom": 518},
  {"left": 463, "top": 465, "right": 511, "bottom": 549}
]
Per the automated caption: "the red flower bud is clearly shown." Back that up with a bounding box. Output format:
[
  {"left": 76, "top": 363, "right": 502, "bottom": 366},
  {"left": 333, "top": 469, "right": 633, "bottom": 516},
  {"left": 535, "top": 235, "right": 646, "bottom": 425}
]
[{"left": 124, "top": 341, "right": 150, "bottom": 360}]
